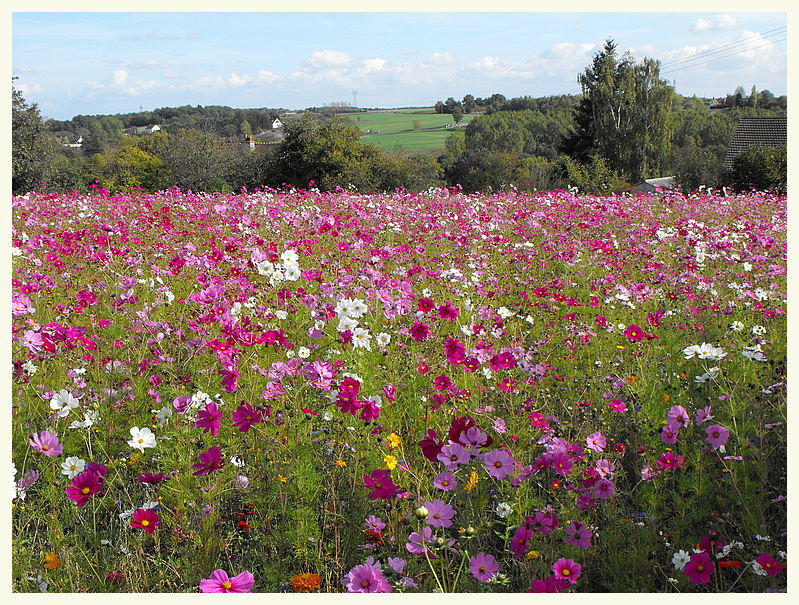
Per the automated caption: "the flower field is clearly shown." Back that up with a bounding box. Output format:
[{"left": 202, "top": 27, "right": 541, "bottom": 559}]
[{"left": 11, "top": 186, "right": 787, "bottom": 592}]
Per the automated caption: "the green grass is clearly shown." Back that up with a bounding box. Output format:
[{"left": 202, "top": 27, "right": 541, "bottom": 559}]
[{"left": 345, "top": 109, "right": 475, "bottom": 153}]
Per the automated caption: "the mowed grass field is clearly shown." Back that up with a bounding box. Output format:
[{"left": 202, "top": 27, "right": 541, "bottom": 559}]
[{"left": 344, "top": 108, "right": 476, "bottom": 153}]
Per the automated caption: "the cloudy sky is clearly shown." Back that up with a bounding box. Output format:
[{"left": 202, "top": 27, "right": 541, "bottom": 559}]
[{"left": 11, "top": 8, "right": 789, "bottom": 121}]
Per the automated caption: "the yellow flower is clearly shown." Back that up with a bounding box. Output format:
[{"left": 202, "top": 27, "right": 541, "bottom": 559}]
[
  {"left": 464, "top": 470, "right": 479, "bottom": 492},
  {"left": 43, "top": 552, "right": 60, "bottom": 570},
  {"left": 277, "top": 475, "right": 288, "bottom": 483},
  {"left": 383, "top": 455, "right": 398, "bottom": 470},
  {"left": 334, "top": 460, "right": 347, "bottom": 467},
  {"left": 385, "top": 433, "right": 401, "bottom": 449},
  {"left": 526, "top": 550, "right": 540, "bottom": 560}
]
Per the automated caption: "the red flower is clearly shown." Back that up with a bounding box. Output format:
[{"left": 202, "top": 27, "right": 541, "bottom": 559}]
[{"left": 130, "top": 508, "right": 160, "bottom": 534}]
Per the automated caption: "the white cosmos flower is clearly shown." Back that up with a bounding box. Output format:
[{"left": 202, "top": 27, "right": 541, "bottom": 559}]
[
  {"left": 497, "top": 306, "right": 514, "bottom": 319},
  {"left": 375, "top": 332, "right": 391, "bottom": 347},
  {"left": 729, "top": 321, "right": 744, "bottom": 332},
  {"left": 50, "top": 389, "right": 80, "bottom": 418},
  {"left": 351, "top": 327, "right": 372, "bottom": 351},
  {"left": 337, "top": 315, "right": 359, "bottom": 332},
  {"left": 297, "top": 346, "right": 311, "bottom": 359},
  {"left": 127, "top": 426, "right": 157, "bottom": 452},
  {"left": 672, "top": 550, "right": 691, "bottom": 570},
  {"left": 495, "top": 502, "right": 512, "bottom": 518},
  {"left": 283, "top": 263, "right": 301, "bottom": 281},
  {"left": 61, "top": 456, "right": 86, "bottom": 479},
  {"left": 281, "top": 249, "right": 299, "bottom": 264}
]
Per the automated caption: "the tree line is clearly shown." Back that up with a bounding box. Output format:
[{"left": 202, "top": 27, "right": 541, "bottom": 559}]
[{"left": 12, "top": 40, "right": 787, "bottom": 196}]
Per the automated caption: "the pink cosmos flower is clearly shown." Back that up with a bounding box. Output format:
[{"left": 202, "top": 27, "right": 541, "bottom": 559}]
[
  {"left": 529, "top": 576, "right": 569, "bottom": 593},
  {"left": 657, "top": 451, "right": 685, "bottom": 470},
  {"left": 195, "top": 402, "right": 222, "bottom": 436},
  {"left": 469, "top": 552, "right": 499, "bottom": 582},
  {"left": 550, "top": 452, "right": 573, "bottom": 477},
  {"left": 482, "top": 448, "right": 515, "bottom": 479},
  {"left": 624, "top": 324, "right": 644, "bottom": 342},
  {"left": 438, "top": 301, "right": 459, "bottom": 321},
  {"left": 586, "top": 431, "right": 606, "bottom": 452},
  {"left": 65, "top": 470, "right": 103, "bottom": 507},
  {"left": 509, "top": 525, "right": 533, "bottom": 558},
  {"left": 192, "top": 446, "right": 225, "bottom": 476},
  {"left": 231, "top": 401, "right": 263, "bottom": 433},
  {"left": 667, "top": 405, "right": 691, "bottom": 429},
  {"left": 755, "top": 552, "right": 782, "bottom": 576},
  {"left": 552, "top": 558, "right": 581, "bottom": 584},
  {"left": 219, "top": 366, "right": 239, "bottom": 392},
  {"left": 684, "top": 551, "right": 714, "bottom": 584},
  {"left": 409, "top": 322, "right": 431, "bottom": 341},
  {"left": 406, "top": 526, "right": 436, "bottom": 558},
  {"left": 363, "top": 469, "right": 397, "bottom": 499},
  {"left": 130, "top": 508, "right": 160, "bottom": 534},
  {"left": 695, "top": 405, "right": 713, "bottom": 425},
  {"left": 661, "top": 425, "right": 679, "bottom": 444},
  {"left": 704, "top": 424, "right": 730, "bottom": 449},
  {"left": 344, "top": 563, "right": 392, "bottom": 593},
  {"left": 437, "top": 442, "right": 471, "bottom": 470},
  {"left": 594, "top": 478, "right": 615, "bottom": 499},
  {"left": 21, "top": 330, "right": 44, "bottom": 353},
  {"left": 30, "top": 431, "right": 63, "bottom": 457},
  {"left": 607, "top": 398, "right": 627, "bottom": 413},
  {"left": 564, "top": 521, "right": 592, "bottom": 549},
  {"left": 199, "top": 569, "right": 254, "bottom": 593},
  {"left": 433, "top": 472, "right": 457, "bottom": 491},
  {"left": 423, "top": 499, "right": 455, "bottom": 528}
]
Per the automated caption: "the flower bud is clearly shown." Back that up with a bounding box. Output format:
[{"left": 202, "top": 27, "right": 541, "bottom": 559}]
[{"left": 414, "top": 506, "right": 429, "bottom": 519}]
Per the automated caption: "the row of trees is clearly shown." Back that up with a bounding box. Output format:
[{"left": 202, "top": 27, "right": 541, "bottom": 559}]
[{"left": 13, "top": 41, "right": 787, "bottom": 196}]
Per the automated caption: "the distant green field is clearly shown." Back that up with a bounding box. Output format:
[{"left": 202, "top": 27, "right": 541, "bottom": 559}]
[{"left": 344, "top": 108, "right": 475, "bottom": 153}]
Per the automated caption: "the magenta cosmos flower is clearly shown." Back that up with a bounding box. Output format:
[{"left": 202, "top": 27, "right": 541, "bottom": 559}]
[
  {"left": 195, "top": 402, "right": 223, "bottom": 436},
  {"left": 199, "top": 569, "right": 254, "bottom": 593},
  {"left": 755, "top": 552, "right": 782, "bottom": 576},
  {"left": 684, "top": 551, "right": 714, "bottom": 584},
  {"left": 192, "top": 446, "right": 225, "bottom": 476},
  {"left": 704, "top": 424, "right": 730, "bottom": 449},
  {"left": 231, "top": 401, "right": 263, "bottom": 433},
  {"left": 623, "top": 324, "right": 645, "bottom": 342},
  {"left": 363, "top": 469, "right": 397, "bottom": 499},
  {"left": 30, "top": 431, "right": 63, "bottom": 457},
  {"left": 130, "top": 508, "right": 160, "bottom": 534},
  {"left": 529, "top": 576, "right": 569, "bottom": 593},
  {"left": 469, "top": 552, "right": 499, "bottom": 582},
  {"left": 423, "top": 499, "right": 455, "bottom": 528},
  {"left": 65, "top": 470, "right": 103, "bottom": 507},
  {"left": 593, "top": 478, "right": 615, "bottom": 499},
  {"left": 552, "top": 558, "right": 581, "bottom": 585},
  {"left": 482, "top": 448, "right": 516, "bottom": 480},
  {"left": 344, "top": 563, "right": 392, "bottom": 593},
  {"left": 585, "top": 431, "right": 606, "bottom": 452}
]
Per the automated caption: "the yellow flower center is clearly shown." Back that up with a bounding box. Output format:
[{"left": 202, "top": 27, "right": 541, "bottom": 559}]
[
  {"left": 222, "top": 581, "right": 232, "bottom": 589},
  {"left": 42, "top": 445, "right": 50, "bottom": 451},
  {"left": 81, "top": 487, "right": 91, "bottom": 494},
  {"left": 141, "top": 520, "right": 149, "bottom": 526},
  {"left": 361, "top": 580, "right": 370, "bottom": 588},
  {"left": 562, "top": 569, "right": 571, "bottom": 576}
]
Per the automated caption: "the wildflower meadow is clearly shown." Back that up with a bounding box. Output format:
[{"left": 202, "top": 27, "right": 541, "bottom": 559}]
[{"left": 11, "top": 185, "right": 787, "bottom": 592}]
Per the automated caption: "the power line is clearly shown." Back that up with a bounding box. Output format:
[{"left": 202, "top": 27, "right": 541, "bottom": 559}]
[
  {"left": 659, "top": 26, "right": 787, "bottom": 71},
  {"left": 661, "top": 37, "right": 787, "bottom": 77}
]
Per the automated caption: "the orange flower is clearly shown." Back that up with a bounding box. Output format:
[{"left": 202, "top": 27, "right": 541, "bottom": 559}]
[
  {"left": 43, "top": 552, "right": 60, "bottom": 570},
  {"left": 291, "top": 572, "right": 322, "bottom": 592},
  {"left": 720, "top": 560, "right": 741, "bottom": 569}
]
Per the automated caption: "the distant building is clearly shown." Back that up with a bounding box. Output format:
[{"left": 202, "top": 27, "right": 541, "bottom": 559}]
[
  {"left": 272, "top": 118, "right": 283, "bottom": 130},
  {"left": 124, "top": 124, "right": 161, "bottom": 136},
  {"left": 722, "top": 116, "right": 787, "bottom": 169},
  {"left": 62, "top": 135, "right": 83, "bottom": 148},
  {"left": 632, "top": 176, "right": 677, "bottom": 193}
]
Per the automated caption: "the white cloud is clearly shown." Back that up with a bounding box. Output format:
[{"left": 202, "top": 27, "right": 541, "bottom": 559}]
[
  {"left": 426, "top": 51, "right": 456, "bottom": 65},
  {"left": 690, "top": 14, "right": 738, "bottom": 34},
  {"left": 304, "top": 50, "right": 351, "bottom": 70},
  {"left": 359, "top": 58, "right": 387, "bottom": 73}
]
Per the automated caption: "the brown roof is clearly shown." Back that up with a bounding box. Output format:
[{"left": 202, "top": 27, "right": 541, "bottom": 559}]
[{"left": 723, "top": 116, "right": 787, "bottom": 168}]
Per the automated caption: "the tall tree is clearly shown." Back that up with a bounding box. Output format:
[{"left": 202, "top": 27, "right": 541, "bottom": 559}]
[
  {"left": 12, "top": 78, "right": 62, "bottom": 193},
  {"left": 563, "top": 39, "right": 677, "bottom": 182}
]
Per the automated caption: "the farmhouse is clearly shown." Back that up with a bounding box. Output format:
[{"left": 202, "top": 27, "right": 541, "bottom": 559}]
[
  {"left": 722, "top": 116, "right": 787, "bottom": 169},
  {"left": 124, "top": 124, "right": 161, "bottom": 136}
]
